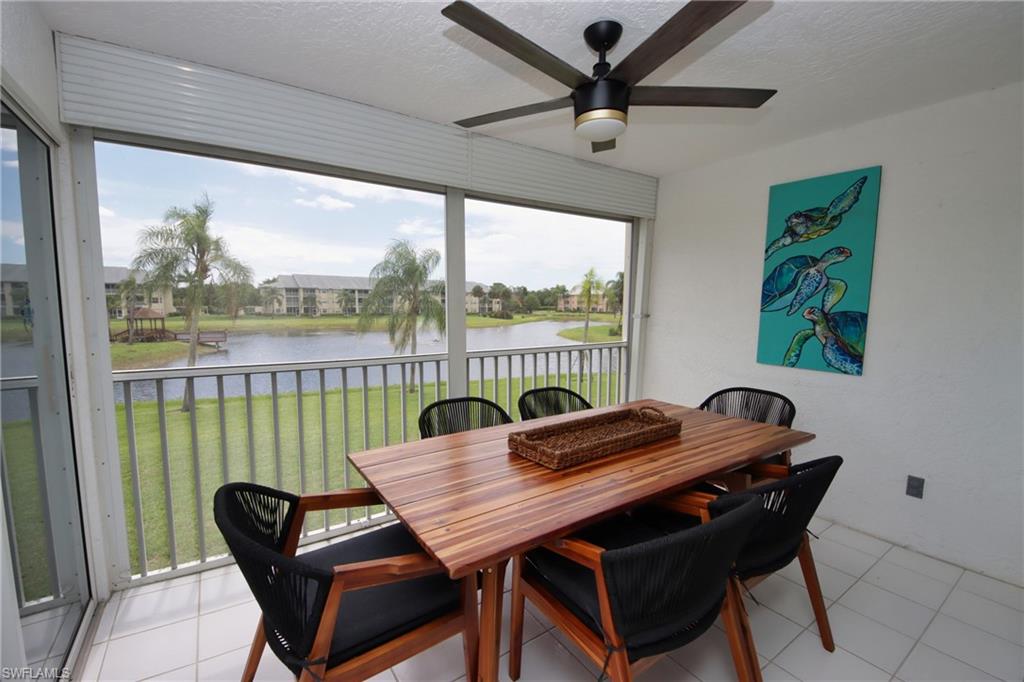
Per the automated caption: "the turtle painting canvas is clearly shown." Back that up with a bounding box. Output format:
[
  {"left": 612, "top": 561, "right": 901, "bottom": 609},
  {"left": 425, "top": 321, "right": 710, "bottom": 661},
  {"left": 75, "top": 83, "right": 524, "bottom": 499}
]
[{"left": 757, "top": 166, "right": 881, "bottom": 375}]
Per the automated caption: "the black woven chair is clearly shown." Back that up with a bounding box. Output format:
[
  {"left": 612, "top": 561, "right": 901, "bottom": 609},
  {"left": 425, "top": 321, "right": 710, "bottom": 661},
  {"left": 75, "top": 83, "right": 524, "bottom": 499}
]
[
  {"left": 518, "top": 386, "right": 593, "bottom": 420},
  {"left": 509, "top": 496, "right": 764, "bottom": 682},
  {"left": 700, "top": 387, "right": 797, "bottom": 467},
  {"left": 647, "top": 456, "right": 844, "bottom": 656},
  {"left": 418, "top": 397, "right": 512, "bottom": 438},
  {"left": 214, "top": 482, "right": 478, "bottom": 682}
]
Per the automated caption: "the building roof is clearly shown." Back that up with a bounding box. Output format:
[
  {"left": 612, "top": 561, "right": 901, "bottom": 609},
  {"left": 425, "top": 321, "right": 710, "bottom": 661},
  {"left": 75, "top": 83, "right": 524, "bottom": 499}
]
[
  {"left": 270, "top": 273, "right": 483, "bottom": 294},
  {"left": 129, "top": 307, "right": 165, "bottom": 319},
  {"left": 2, "top": 263, "right": 133, "bottom": 285}
]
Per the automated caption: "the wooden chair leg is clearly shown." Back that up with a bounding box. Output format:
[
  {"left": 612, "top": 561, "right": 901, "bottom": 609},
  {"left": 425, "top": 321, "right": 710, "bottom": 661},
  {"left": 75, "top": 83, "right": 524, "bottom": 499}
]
[
  {"left": 508, "top": 557, "right": 525, "bottom": 681},
  {"left": 721, "top": 578, "right": 759, "bottom": 682},
  {"left": 797, "top": 534, "right": 835, "bottom": 651},
  {"left": 733, "top": 579, "right": 764, "bottom": 682},
  {"left": 241, "top": 616, "right": 266, "bottom": 682},
  {"left": 462, "top": 577, "right": 480, "bottom": 682},
  {"left": 608, "top": 649, "right": 632, "bottom": 682}
]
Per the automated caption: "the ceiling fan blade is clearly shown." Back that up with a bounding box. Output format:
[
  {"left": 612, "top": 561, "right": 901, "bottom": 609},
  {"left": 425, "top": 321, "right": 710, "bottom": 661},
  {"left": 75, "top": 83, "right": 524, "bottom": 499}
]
[
  {"left": 454, "top": 97, "right": 573, "bottom": 128},
  {"left": 592, "top": 139, "right": 616, "bottom": 153},
  {"left": 442, "top": 1, "right": 591, "bottom": 89},
  {"left": 631, "top": 85, "right": 776, "bottom": 108},
  {"left": 608, "top": 1, "right": 746, "bottom": 86}
]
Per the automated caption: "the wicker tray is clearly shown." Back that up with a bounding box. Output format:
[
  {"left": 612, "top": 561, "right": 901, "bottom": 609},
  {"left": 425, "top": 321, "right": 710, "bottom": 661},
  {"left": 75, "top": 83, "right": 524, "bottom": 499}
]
[{"left": 508, "top": 407, "right": 682, "bottom": 470}]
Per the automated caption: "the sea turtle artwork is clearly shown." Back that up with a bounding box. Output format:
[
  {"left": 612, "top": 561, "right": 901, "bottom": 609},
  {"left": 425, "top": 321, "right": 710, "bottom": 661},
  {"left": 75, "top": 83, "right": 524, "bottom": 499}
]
[
  {"left": 757, "top": 166, "right": 880, "bottom": 375},
  {"left": 761, "top": 246, "right": 852, "bottom": 315},
  {"left": 764, "top": 176, "right": 868, "bottom": 259},
  {"left": 784, "top": 307, "right": 867, "bottom": 375}
]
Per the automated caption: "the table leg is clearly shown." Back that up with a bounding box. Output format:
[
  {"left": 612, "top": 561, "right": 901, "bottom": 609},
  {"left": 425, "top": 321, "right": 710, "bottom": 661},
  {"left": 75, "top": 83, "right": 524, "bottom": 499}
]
[{"left": 478, "top": 560, "right": 508, "bottom": 682}]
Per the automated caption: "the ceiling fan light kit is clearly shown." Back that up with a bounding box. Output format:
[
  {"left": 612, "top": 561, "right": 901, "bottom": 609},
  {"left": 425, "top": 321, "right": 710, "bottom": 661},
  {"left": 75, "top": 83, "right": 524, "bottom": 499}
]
[{"left": 442, "top": 0, "right": 776, "bottom": 153}]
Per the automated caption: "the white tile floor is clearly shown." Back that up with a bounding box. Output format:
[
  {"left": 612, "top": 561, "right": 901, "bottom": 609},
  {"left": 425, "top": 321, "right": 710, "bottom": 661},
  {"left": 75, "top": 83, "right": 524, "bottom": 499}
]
[{"left": 78, "top": 518, "right": 1024, "bottom": 682}]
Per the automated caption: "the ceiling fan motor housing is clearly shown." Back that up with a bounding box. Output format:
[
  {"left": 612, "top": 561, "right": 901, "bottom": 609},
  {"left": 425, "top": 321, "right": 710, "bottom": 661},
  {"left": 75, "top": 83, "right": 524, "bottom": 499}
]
[{"left": 573, "top": 79, "right": 630, "bottom": 141}]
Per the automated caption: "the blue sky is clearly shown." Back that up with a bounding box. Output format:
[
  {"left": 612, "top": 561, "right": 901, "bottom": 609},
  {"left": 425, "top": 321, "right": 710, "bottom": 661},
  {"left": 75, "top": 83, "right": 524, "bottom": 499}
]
[
  {"left": 93, "top": 142, "right": 628, "bottom": 290},
  {"left": 1, "top": 128, "right": 26, "bottom": 264}
]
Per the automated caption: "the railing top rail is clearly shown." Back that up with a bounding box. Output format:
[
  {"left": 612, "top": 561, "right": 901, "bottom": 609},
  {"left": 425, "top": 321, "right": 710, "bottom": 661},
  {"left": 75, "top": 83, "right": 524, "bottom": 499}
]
[
  {"left": 0, "top": 376, "right": 40, "bottom": 391},
  {"left": 465, "top": 341, "right": 627, "bottom": 358},
  {"left": 110, "top": 352, "right": 450, "bottom": 383}
]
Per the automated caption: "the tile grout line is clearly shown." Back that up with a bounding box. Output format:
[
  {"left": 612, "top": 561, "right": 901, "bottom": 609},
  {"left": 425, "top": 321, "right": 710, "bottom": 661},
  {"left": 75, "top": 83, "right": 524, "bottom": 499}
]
[
  {"left": 888, "top": 569, "right": 965, "bottom": 680},
  {"left": 770, "top": 547, "right": 891, "bottom": 681}
]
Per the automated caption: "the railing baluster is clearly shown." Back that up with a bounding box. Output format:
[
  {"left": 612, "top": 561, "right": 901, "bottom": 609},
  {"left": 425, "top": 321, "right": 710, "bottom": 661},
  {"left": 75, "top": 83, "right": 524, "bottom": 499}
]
[
  {"left": 465, "top": 357, "right": 471, "bottom": 399},
  {"left": 604, "top": 349, "right": 611, "bottom": 406},
  {"left": 381, "top": 365, "right": 389, "bottom": 447},
  {"left": 244, "top": 374, "right": 256, "bottom": 482},
  {"left": 187, "top": 378, "right": 206, "bottom": 563},
  {"left": 518, "top": 353, "right": 525, "bottom": 403},
  {"left": 596, "top": 349, "right": 603, "bottom": 407},
  {"left": 0, "top": 441, "right": 26, "bottom": 607},
  {"left": 492, "top": 355, "right": 499, "bottom": 404},
  {"left": 588, "top": 348, "right": 595, "bottom": 405},
  {"left": 417, "top": 362, "right": 425, "bottom": 419},
  {"left": 556, "top": 351, "right": 562, "bottom": 388},
  {"left": 400, "top": 363, "right": 408, "bottom": 443},
  {"left": 434, "top": 360, "right": 441, "bottom": 401},
  {"left": 297, "top": 372, "right": 307, "bottom": 499},
  {"left": 319, "top": 368, "right": 329, "bottom": 531},
  {"left": 361, "top": 366, "right": 370, "bottom": 521},
  {"left": 156, "top": 380, "right": 177, "bottom": 569},
  {"left": 618, "top": 346, "right": 626, "bottom": 399},
  {"left": 532, "top": 353, "right": 539, "bottom": 389},
  {"left": 575, "top": 350, "right": 582, "bottom": 394},
  {"left": 122, "top": 382, "right": 148, "bottom": 577},
  {"left": 341, "top": 368, "right": 351, "bottom": 526},
  {"left": 478, "top": 357, "right": 485, "bottom": 398},
  {"left": 216, "top": 376, "right": 228, "bottom": 482},
  {"left": 27, "top": 387, "right": 60, "bottom": 596},
  {"left": 505, "top": 355, "right": 512, "bottom": 413},
  {"left": 616, "top": 347, "right": 622, "bottom": 404},
  {"left": 271, "top": 373, "right": 282, "bottom": 489}
]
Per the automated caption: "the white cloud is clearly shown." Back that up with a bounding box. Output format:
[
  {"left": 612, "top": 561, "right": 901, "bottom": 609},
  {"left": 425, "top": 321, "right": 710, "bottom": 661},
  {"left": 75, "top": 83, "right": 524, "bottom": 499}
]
[
  {"left": 211, "top": 220, "right": 386, "bottom": 282},
  {"left": 397, "top": 218, "right": 444, "bottom": 237},
  {"left": 463, "top": 199, "right": 628, "bottom": 288},
  {"left": 0, "top": 129, "right": 16, "bottom": 152},
  {"left": 1, "top": 220, "right": 25, "bottom": 246},
  {"left": 294, "top": 194, "right": 355, "bottom": 211},
  {"left": 2, "top": 160, "right": 17, "bottom": 168},
  {"left": 239, "top": 162, "right": 443, "bottom": 207},
  {"left": 98, "top": 205, "right": 117, "bottom": 218}
]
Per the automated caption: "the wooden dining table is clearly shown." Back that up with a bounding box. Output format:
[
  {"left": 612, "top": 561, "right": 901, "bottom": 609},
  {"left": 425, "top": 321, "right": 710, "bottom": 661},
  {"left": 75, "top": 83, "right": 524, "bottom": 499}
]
[{"left": 350, "top": 398, "right": 815, "bottom": 682}]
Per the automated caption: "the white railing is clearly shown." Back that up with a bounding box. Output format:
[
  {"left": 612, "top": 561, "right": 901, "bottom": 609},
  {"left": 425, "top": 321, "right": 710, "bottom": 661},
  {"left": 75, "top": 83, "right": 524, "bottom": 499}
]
[
  {"left": 0, "top": 375, "right": 65, "bottom": 613},
  {"left": 3, "top": 342, "right": 629, "bottom": 587}
]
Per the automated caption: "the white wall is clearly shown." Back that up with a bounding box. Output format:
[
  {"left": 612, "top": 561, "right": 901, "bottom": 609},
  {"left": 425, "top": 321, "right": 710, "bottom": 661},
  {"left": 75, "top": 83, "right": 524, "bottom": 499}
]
[
  {"left": 643, "top": 83, "right": 1023, "bottom": 584},
  {"left": 1, "top": 1, "right": 62, "bottom": 137}
]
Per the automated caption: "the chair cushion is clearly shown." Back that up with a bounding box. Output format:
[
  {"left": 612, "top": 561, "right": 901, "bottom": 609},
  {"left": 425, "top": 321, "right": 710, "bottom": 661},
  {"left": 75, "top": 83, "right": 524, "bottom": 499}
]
[
  {"left": 524, "top": 515, "right": 720, "bottom": 662},
  {"left": 271, "top": 523, "right": 461, "bottom": 673}
]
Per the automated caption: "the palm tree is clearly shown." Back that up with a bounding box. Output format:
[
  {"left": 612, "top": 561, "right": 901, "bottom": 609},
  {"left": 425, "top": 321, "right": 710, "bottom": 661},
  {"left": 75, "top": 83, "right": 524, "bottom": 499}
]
[
  {"left": 358, "top": 240, "right": 445, "bottom": 390},
  {"left": 117, "top": 274, "right": 150, "bottom": 344},
  {"left": 132, "top": 194, "right": 252, "bottom": 410},
  {"left": 302, "top": 290, "right": 319, "bottom": 316},
  {"left": 335, "top": 289, "right": 355, "bottom": 315},
  {"left": 259, "top": 283, "right": 283, "bottom": 315},
  {"left": 605, "top": 271, "right": 625, "bottom": 331},
  {"left": 579, "top": 267, "right": 605, "bottom": 344}
]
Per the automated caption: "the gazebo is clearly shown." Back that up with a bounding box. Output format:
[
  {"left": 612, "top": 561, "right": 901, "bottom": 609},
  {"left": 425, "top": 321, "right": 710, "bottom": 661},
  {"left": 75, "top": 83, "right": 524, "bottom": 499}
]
[{"left": 119, "top": 307, "right": 171, "bottom": 342}]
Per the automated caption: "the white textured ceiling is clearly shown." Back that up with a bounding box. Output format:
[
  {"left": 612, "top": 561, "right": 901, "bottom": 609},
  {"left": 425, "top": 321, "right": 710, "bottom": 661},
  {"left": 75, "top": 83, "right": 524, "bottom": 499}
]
[{"left": 38, "top": 1, "right": 1023, "bottom": 178}]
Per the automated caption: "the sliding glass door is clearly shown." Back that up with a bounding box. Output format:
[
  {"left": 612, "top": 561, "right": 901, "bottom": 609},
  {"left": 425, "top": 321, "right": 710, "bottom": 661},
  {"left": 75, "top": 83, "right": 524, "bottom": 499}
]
[{"left": 0, "top": 101, "right": 89, "bottom": 670}]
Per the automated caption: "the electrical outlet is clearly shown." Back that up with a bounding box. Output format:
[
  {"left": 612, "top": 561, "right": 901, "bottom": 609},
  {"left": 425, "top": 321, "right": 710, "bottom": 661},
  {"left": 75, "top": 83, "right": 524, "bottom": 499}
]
[{"left": 906, "top": 475, "right": 925, "bottom": 499}]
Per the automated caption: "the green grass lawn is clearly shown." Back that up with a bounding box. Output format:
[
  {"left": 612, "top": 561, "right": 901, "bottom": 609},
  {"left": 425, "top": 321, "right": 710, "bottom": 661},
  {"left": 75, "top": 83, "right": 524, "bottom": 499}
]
[
  {"left": 2, "top": 369, "right": 621, "bottom": 592},
  {"left": 557, "top": 324, "right": 622, "bottom": 343}
]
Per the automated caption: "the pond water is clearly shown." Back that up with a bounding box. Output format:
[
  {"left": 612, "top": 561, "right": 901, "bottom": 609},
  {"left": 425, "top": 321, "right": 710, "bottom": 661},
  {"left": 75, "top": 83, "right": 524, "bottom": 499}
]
[{"left": 2, "top": 320, "right": 621, "bottom": 413}]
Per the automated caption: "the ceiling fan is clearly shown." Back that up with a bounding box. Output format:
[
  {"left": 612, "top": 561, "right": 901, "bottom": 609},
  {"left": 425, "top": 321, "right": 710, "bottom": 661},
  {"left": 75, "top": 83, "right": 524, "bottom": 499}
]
[{"left": 441, "top": 0, "right": 777, "bottom": 153}]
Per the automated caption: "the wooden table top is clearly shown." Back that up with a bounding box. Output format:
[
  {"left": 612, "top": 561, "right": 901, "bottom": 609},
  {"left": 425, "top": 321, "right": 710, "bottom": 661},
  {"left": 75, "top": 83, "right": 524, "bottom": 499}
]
[{"left": 350, "top": 398, "right": 815, "bottom": 579}]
